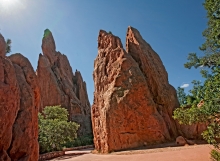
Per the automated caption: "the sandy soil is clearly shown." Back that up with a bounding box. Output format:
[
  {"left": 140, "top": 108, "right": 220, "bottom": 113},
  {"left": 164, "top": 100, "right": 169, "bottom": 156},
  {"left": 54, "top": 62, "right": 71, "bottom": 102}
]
[{"left": 51, "top": 144, "right": 213, "bottom": 161}]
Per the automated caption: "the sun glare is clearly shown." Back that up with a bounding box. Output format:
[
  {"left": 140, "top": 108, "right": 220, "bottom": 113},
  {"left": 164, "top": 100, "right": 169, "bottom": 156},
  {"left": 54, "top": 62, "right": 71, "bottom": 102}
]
[
  {"left": 0, "top": 0, "right": 14, "bottom": 7},
  {"left": 0, "top": 0, "right": 23, "bottom": 13}
]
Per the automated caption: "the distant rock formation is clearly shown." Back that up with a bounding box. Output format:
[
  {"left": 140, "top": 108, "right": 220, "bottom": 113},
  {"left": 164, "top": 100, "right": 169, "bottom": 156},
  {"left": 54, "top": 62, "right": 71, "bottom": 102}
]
[
  {"left": 92, "top": 27, "right": 201, "bottom": 153},
  {"left": 37, "top": 29, "right": 92, "bottom": 135},
  {"left": 0, "top": 34, "right": 39, "bottom": 161}
]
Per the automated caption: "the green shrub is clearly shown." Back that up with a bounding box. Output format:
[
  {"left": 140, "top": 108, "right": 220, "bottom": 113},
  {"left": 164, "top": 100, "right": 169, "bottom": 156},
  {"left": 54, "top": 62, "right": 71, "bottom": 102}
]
[
  {"left": 38, "top": 105, "right": 79, "bottom": 153},
  {"left": 211, "top": 149, "right": 220, "bottom": 161},
  {"left": 64, "top": 135, "right": 94, "bottom": 148}
]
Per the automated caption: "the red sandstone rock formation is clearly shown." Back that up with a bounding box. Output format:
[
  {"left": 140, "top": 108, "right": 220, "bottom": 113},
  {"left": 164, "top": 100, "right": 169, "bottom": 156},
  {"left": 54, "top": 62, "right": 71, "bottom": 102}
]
[
  {"left": 9, "top": 54, "right": 40, "bottom": 161},
  {"left": 0, "top": 33, "right": 6, "bottom": 57},
  {"left": 92, "top": 27, "right": 179, "bottom": 153},
  {"left": 176, "top": 136, "right": 195, "bottom": 146},
  {"left": 176, "top": 136, "right": 188, "bottom": 146},
  {"left": 126, "top": 26, "right": 206, "bottom": 139},
  {"left": 37, "top": 29, "right": 91, "bottom": 135},
  {"left": 0, "top": 34, "right": 20, "bottom": 161},
  {"left": 177, "top": 122, "right": 207, "bottom": 139},
  {"left": 126, "top": 26, "right": 179, "bottom": 138},
  {"left": 0, "top": 33, "right": 39, "bottom": 161},
  {"left": 92, "top": 27, "right": 206, "bottom": 153}
]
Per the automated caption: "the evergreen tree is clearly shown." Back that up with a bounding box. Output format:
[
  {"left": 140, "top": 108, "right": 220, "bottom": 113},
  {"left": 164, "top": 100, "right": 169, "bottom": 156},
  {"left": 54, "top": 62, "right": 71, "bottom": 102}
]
[{"left": 173, "top": 0, "right": 220, "bottom": 159}]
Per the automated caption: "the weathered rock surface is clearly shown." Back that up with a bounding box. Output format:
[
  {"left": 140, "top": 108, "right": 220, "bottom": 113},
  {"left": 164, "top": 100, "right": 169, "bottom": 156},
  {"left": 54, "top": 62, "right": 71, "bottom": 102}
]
[
  {"left": 92, "top": 27, "right": 179, "bottom": 153},
  {"left": 126, "top": 26, "right": 179, "bottom": 138},
  {"left": 37, "top": 29, "right": 91, "bottom": 135},
  {"left": 176, "top": 136, "right": 195, "bottom": 146},
  {"left": 0, "top": 34, "right": 39, "bottom": 161},
  {"left": 0, "top": 33, "right": 6, "bottom": 57},
  {"left": 9, "top": 54, "right": 40, "bottom": 161},
  {"left": 177, "top": 123, "right": 207, "bottom": 139},
  {"left": 126, "top": 26, "right": 206, "bottom": 139},
  {"left": 0, "top": 55, "right": 20, "bottom": 161},
  {"left": 176, "top": 136, "right": 187, "bottom": 146}
]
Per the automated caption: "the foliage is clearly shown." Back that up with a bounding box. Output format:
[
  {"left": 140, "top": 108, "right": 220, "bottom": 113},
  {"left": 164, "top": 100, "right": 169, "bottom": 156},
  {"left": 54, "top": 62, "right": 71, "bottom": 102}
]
[
  {"left": 211, "top": 149, "right": 220, "bottom": 161},
  {"left": 173, "top": 0, "right": 220, "bottom": 159},
  {"left": 175, "top": 80, "right": 203, "bottom": 108},
  {"left": 64, "top": 135, "right": 94, "bottom": 148},
  {"left": 176, "top": 87, "right": 187, "bottom": 106},
  {"left": 43, "top": 29, "right": 51, "bottom": 39},
  {"left": 38, "top": 105, "right": 79, "bottom": 153},
  {"left": 174, "top": 69, "right": 220, "bottom": 146},
  {"left": 6, "top": 39, "right": 11, "bottom": 54},
  {"left": 184, "top": 0, "right": 220, "bottom": 69},
  {"left": 200, "top": 0, "right": 220, "bottom": 54}
]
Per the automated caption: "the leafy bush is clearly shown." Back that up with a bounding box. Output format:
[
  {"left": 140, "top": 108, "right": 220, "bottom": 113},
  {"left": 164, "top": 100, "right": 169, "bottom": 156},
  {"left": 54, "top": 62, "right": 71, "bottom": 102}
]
[
  {"left": 64, "top": 135, "right": 94, "bottom": 148},
  {"left": 38, "top": 105, "right": 79, "bottom": 153},
  {"left": 211, "top": 149, "right": 220, "bottom": 161}
]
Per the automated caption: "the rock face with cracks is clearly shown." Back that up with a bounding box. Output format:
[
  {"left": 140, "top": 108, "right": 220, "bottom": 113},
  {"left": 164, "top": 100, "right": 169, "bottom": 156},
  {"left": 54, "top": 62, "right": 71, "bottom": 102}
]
[
  {"left": 8, "top": 54, "right": 40, "bottom": 161},
  {"left": 0, "top": 34, "right": 39, "bottom": 161},
  {"left": 92, "top": 27, "right": 180, "bottom": 153},
  {"left": 37, "top": 29, "right": 92, "bottom": 135},
  {"left": 0, "top": 47, "right": 20, "bottom": 160}
]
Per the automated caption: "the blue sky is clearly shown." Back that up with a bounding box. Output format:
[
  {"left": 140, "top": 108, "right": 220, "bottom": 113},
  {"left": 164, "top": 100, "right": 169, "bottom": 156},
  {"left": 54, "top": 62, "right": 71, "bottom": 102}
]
[{"left": 0, "top": 0, "right": 207, "bottom": 103}]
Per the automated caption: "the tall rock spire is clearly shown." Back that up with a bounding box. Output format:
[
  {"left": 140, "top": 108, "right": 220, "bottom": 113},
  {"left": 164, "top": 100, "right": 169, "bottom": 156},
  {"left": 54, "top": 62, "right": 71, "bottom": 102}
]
[
  {"left": 126, "top": 26, "right": 179, "bottom": 138},
  {"left": 41, "top": 29, "right": 57, "bottom": 65},
  {"left": 37, "top": 29, "right": 92, "bottom": 135},
  {"left": 92, "top": 27, "right": 205, "bottom": 153}
]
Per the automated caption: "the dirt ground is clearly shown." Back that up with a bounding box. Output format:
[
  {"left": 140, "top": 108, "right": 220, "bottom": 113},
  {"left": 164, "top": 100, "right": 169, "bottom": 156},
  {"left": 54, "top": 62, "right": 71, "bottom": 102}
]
[{"left": 51, "top": 143, "right": 213, "bottom": 161}]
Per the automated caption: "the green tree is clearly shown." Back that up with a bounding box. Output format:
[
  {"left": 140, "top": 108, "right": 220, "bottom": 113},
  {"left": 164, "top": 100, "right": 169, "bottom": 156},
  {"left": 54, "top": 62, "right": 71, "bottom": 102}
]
[
  {"left": 38, "top": 105, "right": 79, "bottom": 153},
  {"left": 176, "top": 80, "right": 203, "bottom": 108},
  {"left": 176, "top": 87, "right": 187, "bottom": 106},
  {"left": 184, "top": 0, "right": 220, "bottom": 70},
  {"left": 174, "top": 0, "right": 220, "bottom": 159},
  {"left": 6, "top": 39, "right": 11, "bottom": 54}
]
